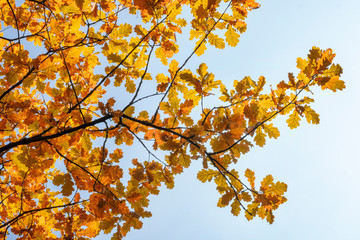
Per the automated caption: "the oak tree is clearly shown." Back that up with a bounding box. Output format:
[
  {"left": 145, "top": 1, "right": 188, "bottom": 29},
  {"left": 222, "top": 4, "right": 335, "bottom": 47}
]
[{"left": 0, "top": 0, "right": 345, "bottom": 239}]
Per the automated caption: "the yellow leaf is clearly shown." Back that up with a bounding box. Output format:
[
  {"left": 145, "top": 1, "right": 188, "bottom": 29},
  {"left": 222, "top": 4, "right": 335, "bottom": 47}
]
[
  {"left": 81, "top": 220, "right": 101, "bottom": 237},
  {"left": 259, "top": 98, "right": 275, "bottom": 109},
  {"left": 169, "top": 59, "right": 179, "bottom": 77},
  {"left": 81, "top": 132, "right": 92, "bottom": 151},
  {"left": 138, "top": 111, "right": 149, "bottom": 120},
  {"left": 241, "top": 191, "right": 252, "bottom": 202},
  {"left": 108, "top": 54, "right": 122, "bottom": 63},
  {"left": 231, "top": 177, "right": 243, "bottom": 192},
  {"left": 300, "top": 96, "right": 314, "bottom": 104},
  {"left": 197, "top": 169, "right": 218, "bottom": 183},
  {"left": 243, "top": 102, "right": 259, "bottom": 122},
  {"left": 296, "top": 58, "right": 308, "bottom": 71},
  {"left": 281, "top": 102, "right": 295, "bottom": 114},
  {"left": 257, "top": 206, "right": 267, "bottom": 219},
  {"left": 177, "top": 153, "right": 191, "bottom": 167},
  {"left": 262, "top": 124, "right": 280, "bottom": 139},
  {"left": 100, "top": 218, "right": 119, "bottom": 234},
  {"left": 286, "top": 110, "right": 301, "bottom": 129},
  {"left": 116, "top": 24, "right": 133, "bottom": 38},
  {"left": 189, "top": 29, "right": 204, "bottom": 40},
  {"left": 60, "top": 4, "right": 81, "bottom": 14},
  {"left": 266, "top": 211, "right": 275, "bottom": 224},
  {"left": 134, "top": 24, "right": 148, "bottom": 37},
  {"left": 195, "top": 39, "right": 207, "bottom": 56},
  {"left": 195, "top": 5, "right": 208, "bottom": 19},
  {"left": 197, "top": 63, "right": 207, "bottom": 78},
  {"left": 307, "top": 46, "right": 321, "bottom": 62},
  {"left": 231, "top": 200, "right": 241, "bottom": 216},
  {"left": 208, "top": 33, "right": 225, "bottom": 49},
  {"left": 53, "top": 174, "right": 65, "bottom": 186},
  {"left": 156, "top": 73, "right": 169, "bottom": 83},
  {"left": 297, "top": 72, "right": 310, "bottom": 85},
  {"left": 265, "top": 181, "right": 287, "bottom": 196},
  {"left": 261, "top": 175, "right": 274, "bottom": 190},
  {"left": 304, "top": 107, "right": 320, "bottom": 124},
  {"left": 214, "top": 174, "right": 227, "bottom": 189},
  {"left": 245, "top": 203, "right": 259, "bottom": 221},
  {"left": 62, "top": 173, "right": 74, "bottom": 197},
  {"left": 254, "top": 76, "right": 266, "bottom": 95},
  {"left": 12, "top": 153, "right": 29, "bottom": 172},
  {"left": 124, "top": 106, "right": 135, "bottom": 116},
  {"left": 321, "top": 76, "right": 345, "bottom": 92},
  {"left": 218, "top": 191, "right": 233, "bottom": 207},
  {"left": 155, "top": 47, "right": 168, "bottom": 65},
  {"left": 125, "top": 78, "right": 136, "bottom": 93},
  {"left": 210, "top": 137, "right": 228, "bottom": 152},
  {"left": 225, "top": 27, "right": 240, "bottom": 47},
  {"left": 288, "top": 72, "right": 296, "bottom": 87},
  {"left": 254, "top": 128, "right": 266, "bottom": 147},
  {"left": 323, "top": 63, "right": 343, "bottom": 77},
  {"left": 244, "top": 168, "right": 255, "bottom": 189}
]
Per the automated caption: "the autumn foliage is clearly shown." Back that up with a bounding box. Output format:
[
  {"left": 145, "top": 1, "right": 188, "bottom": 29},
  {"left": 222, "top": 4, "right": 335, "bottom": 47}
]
[{"left": 0, "top": 0, "right": 345, "bottom": 239}]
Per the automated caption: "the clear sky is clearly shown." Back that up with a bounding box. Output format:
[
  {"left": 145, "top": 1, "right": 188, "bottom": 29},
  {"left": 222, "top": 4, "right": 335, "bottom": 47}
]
[{"left": 123, "top": 0, "right": 360, "bottom": 239}]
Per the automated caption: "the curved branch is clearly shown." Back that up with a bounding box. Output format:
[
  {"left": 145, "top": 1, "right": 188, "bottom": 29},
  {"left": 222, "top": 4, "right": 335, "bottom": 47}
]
[
  {"left": 0, "top": 200, "right": 86, "bottom": 229},
  {"left": 0, "top": 67, "right": 35, "bottom": 102},
  {"left": 0, "top": 115, "right": 111, "bottom": 154}
]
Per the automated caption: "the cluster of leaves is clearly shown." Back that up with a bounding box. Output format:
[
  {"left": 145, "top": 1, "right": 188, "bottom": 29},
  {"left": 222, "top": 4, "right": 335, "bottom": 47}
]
[{"left": 0, "top": 0, "right": 344, "bottom": 239}]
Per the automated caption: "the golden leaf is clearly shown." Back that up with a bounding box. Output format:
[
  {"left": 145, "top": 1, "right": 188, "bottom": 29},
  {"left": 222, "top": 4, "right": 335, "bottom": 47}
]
[
  {"left": 218, "top": 191, "right": 234, "bottom": 207},
  {"left": 254, "top": 128, "right": 266, "bottom": 147},
  {"left": 244, "top": 168, "right": 255, "bottom": 189},
  {"left": 225, "top": 27, "right": 240, "bottom": 47},
  {"left": 304, "top": 107, "right": 320, "bottom": 124},
  {"left": 231, "top": 200, "right": 241, "bottom": 216},
  {"left": 62, "top": 173, "right": 74, "bottom": 197},
  {"left": 262, "top": 124, "right": 280, "bottom": 139},
  {"left": 286, "top": 110, "right": 301, "bottom": 129},
  {"left": 197, "top": 169, "right": 218, "bottom": 183},
  {"left": 265, "top": 181, "right": 287, "bottom": 196},
  {"left": 208, "top": 33, "right": 225, "bottom": 49},
  {"left": 260, "top": 175, "right": 274, "bottom": 191},
  {"left": 321, "top": 76, "right": 345, "bottom": 92}
]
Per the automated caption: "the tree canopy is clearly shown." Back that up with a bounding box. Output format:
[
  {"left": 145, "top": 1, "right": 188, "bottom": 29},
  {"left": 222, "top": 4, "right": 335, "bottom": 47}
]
[{"left": 0, "top": 0, "right": 345, "bottom": 239}]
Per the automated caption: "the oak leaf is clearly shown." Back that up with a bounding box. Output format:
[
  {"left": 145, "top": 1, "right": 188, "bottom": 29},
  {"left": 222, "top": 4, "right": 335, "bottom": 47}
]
[
  {"left": 245, "top": 168, "right": 255, "bottom": 189},
  {"left": 286, "top": 110, "right": 301, "bottom": 129},
  {"left": 197, "top": 169, "right": 219, "bottom": 183},
  {"left": 225, "top": 27, "right": 240, "bottom": 47}
]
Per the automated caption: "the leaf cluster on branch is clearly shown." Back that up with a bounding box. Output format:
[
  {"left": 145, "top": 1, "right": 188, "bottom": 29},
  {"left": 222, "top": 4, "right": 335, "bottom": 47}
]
[{"left": 0, "top": 0, "right": 344, "bottom": 239}]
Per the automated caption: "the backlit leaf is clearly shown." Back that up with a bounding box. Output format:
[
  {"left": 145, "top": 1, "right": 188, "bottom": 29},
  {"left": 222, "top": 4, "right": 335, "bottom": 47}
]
[
  {"left": 197, "top": 169, "right": 218, "bottom": 183},
  {"left": 286, "top": 110, "right": 301, "bottom": 129},
  {"left": 304, "top": 107, "right": 320, "bottom": 124},
  {"left": 254, "top": 128, "right": 266, "bottom": 147},
  {"left": 245, "top": 169, "right": 255, "bottom": 189},
  {"left": 225, "top": 27, "right": 240, "bottom": 47}
]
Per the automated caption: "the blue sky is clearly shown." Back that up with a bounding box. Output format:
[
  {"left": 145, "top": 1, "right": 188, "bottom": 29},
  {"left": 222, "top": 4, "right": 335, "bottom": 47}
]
[{"left": 123, "top": 0, "right": 360, "bottom": 239}]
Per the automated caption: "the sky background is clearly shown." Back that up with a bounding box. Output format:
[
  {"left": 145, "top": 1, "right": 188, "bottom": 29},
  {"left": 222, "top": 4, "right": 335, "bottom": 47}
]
[{"left": 123, "top": 0, "right": 360, "bottom": 239}]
